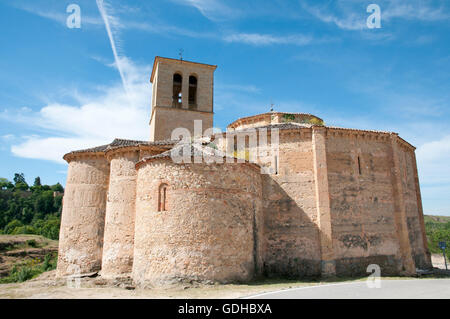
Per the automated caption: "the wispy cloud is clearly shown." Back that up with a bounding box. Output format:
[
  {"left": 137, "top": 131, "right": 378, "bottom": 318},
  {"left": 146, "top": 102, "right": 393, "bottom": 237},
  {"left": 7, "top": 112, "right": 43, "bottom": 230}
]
[
  {"left": 405, "top": 134, "right": 450, "bottom": 215},
  {"left": 12, "top": 3, "right": 103, "bottom": 27},
  {"left": 383, "top": 1, "right": 449, "bottom": 22},
  {"left": 301, "top": 0, "right": 449, "bottom": 31},
  {"left": 96, "top": 0, "right": 129, "bottom": 95},
  {"left": 111, "top": 18, "right": 327, "bottom": 48},
  {"left": 171, "top": 0, "right": 238, "bottom": 21},
  {"left": 9, "top": 1, "right": 330, "bottom": 48},
  {"left": 300, "top": 1, "right": 367, "bottom": 31},
  {"left": 223, "top": 33, "right": 316, "bottom": 46},
  {"left": 5, "top": 57, "right": 152, "bottom": 164}
]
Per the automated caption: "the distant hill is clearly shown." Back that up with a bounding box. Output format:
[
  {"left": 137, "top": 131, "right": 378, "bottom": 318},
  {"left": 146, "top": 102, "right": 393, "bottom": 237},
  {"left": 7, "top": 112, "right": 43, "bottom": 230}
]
[
  {"left": 424, "top": 215, "right": 450, "bottom": 223},
  {"left": 0, "top": 174, "right": 62, "bottom": 240},
  {"left": 424, "top": 215, "right": 450, "bottom": 255},
  {"left": 0, "top": 235, "right": 58, "bottom": 283}
]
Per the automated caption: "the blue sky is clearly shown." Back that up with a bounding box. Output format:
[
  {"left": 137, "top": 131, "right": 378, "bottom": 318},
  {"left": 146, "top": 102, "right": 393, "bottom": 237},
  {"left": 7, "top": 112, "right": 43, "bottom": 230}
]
[{"left": 0, "top": 0, "right": 449, "bottom": 215}]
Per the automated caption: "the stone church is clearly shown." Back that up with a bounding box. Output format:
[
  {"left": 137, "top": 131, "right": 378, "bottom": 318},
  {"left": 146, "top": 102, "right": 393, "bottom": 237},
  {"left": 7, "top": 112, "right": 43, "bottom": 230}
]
[{"left": 56, "top": 56, "right": 432, "bottom": 286}]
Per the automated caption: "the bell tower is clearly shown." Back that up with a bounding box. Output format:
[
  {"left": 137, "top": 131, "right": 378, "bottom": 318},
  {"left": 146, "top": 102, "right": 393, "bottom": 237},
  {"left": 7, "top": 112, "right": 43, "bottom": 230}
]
[{"left": 149, "top": 56, "right": 217, "bottom": 142}]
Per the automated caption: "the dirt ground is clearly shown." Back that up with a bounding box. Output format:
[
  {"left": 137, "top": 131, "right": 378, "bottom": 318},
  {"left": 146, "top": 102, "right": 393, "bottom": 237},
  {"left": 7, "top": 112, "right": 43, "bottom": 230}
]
[
  {"left": 0, "top": 235, "right": 58, "bottom": 278},
  {"left": 0, "top": 253, "right": 447, "bottom": 299}
]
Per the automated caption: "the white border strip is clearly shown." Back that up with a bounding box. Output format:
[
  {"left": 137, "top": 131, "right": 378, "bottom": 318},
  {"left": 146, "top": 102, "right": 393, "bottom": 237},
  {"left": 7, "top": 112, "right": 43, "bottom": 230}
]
[{"left": 241, "top": 278, "right": 450, "bottom": 299}]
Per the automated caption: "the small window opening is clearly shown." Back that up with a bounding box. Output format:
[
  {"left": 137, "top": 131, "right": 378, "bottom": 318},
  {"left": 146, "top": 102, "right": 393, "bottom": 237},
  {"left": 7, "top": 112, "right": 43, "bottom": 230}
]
[
  {"left": 189, "top": 75, "right": 197, "bottom": 109},
  {"left": 173, "top": 74, "right": 182, "bottom": 108},
  {"left": 158, "top": 183, "right": 168, "bottom": 212},
  {"left": 357, "top": 156, "right": 362, "bottom": 175},
  {"left": 274, "top": 155, "right": 278, "bottom": 175}
]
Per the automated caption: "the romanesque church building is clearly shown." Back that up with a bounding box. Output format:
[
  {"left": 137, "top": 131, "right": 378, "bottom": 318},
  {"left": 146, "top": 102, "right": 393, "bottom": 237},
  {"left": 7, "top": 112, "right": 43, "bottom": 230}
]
[{"left": 56, "top": 56, "right": 432, "bottom": 286}]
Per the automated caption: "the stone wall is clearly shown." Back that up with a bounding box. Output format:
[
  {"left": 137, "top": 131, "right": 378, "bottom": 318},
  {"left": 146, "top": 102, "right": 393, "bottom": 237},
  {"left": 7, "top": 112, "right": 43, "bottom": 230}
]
[
  {"left": 57, "top": 124, "right": 431, "bottom": 281},
  {"left": 133, "top": 159, "right": 262, "bottom": 287},
  {"left": 151, "top": 58, "right": 215, "bottom": 112},
  {"left": 260, "top": 130, "right": 322, "bottom": 277},
  {"left": 395, "top": 142, "right": 432, "bottom": 269},
  {"left": 101, "top": 150, "right": 139, "bottom": 278},
  {"left": 325, "top": 130, "right": 404, "bottom": 276},
  {"left": 150, "top": 106, "right": 213, "bottom": 142},
  {"left": 56, "top": 155, "right": 110, "bottom": 277}
]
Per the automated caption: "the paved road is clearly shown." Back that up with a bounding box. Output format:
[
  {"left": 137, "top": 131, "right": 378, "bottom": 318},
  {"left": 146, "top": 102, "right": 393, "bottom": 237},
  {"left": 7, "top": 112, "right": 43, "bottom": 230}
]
[{"left": 245, "top": 279, "right": 450, "bottom": 299}]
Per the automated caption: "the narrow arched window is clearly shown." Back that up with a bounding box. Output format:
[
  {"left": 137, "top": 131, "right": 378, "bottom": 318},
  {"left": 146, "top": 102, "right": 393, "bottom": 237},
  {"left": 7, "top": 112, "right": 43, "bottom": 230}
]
[
  {"left": 173, "top": 73, "right": 182, "bottom": 108},
  {"left": 158, "top": 183, "right": 168, "bottom": 212},
  {"left": 189, "top": 75, "right": 197, "bottom": 109},
  {"left": 357, "top": 156, "right": 362, "bottom": 175}
]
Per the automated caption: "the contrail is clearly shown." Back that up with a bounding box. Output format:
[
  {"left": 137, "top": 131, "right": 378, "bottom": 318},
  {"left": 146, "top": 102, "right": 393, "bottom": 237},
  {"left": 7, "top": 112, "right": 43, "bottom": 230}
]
[{"left": 96, "top": 0, "right": 129, "bottom": 94}]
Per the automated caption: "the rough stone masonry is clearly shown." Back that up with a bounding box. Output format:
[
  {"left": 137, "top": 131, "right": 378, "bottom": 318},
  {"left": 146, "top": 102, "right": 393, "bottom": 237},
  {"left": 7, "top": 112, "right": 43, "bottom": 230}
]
[{"left": 56, "top": 56, "right": 432, "bottom": 287}]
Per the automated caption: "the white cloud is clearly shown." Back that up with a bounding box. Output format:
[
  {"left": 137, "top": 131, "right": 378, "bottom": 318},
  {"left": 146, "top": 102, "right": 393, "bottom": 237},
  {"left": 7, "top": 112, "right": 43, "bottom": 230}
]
[
  {"left": 300, "top": 1, "right": 367, "bottom": 31},
  {"left": 8, "top": 56, "right": 152, "bottom": 164},
  {"left": 223, "top": 33, "right": 315, "bottom": 46},
  {"left": 14, "top": 3, "right": 103, "bottom": 27},
  {"left": 383, "top": 1, "right": 449, "bottom": 22},
  {"left": 301, "top": 0, "right": 449, "bottom": 31},
  {"left": 172, "top": 0, "right": 237, "bottom": 21},
  {"left": 416, "top": 135, "right": 450, "bottom": 215},
  {"left": 416, "top": 135, "right": 450, "bottom": 185},
  {"left": 11, "top": 137, "right": 106, "bottom": 164}
]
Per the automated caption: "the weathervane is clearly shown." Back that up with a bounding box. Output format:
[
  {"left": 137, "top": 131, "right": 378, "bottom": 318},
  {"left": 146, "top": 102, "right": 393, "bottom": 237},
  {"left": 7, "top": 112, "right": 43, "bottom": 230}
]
[{"left": 270, "top": 99, "right": 275, "bottom": 112}]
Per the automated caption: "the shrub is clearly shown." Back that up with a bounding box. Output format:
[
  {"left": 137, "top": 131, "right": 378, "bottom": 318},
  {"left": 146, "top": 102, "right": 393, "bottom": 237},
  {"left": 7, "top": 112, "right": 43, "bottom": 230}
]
[
  {"left": 41, "top": 253, "right": 57, "bottom": 272},
  {"left": 282, "top": 114, "right": 296, "bottom": 122},
  {"left": 26, "top": 239, "right": 38, "bottom": 248},
  {"left": 4, "top": 220, "right": 23, "bottom": 234},
  {"left": 0, "top": 255, "right": 57, "bottom": 284},
  {"left": 15, "top": 266, "right": 34, "bottom": 282},
  {"left": 5, "top": 264, "right": 37, "bottom": 283},
  {"left": 11, "top": 225, "right": 36, "bottom": 235},
  {"left": 308, "top": 118, "right": 325, "bottom": 126}
]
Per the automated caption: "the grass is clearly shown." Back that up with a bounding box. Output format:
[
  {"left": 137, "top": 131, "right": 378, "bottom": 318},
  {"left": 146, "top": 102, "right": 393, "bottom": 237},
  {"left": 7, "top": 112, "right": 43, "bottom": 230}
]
[
  {"left": 0, "top": 235, "right": 58, "bottom": 284},
  {"left": 0, "top": 252, "right": 57, "bottom": 284},
  {"left": 0, "top": 234, "right": 55, "bottom": 253},
  {"left": 424, "top": 214, "right": 450, "bottom": 256}
]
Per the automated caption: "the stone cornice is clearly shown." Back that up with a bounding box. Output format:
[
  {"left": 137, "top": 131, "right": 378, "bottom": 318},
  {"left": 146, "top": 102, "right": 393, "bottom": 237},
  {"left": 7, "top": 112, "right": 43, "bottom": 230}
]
[
  {"left": 150, "top": 56, "right": 217, "bottom": 83},
  {"left": 149, "top": 105, "right": 214, "bottom": 126},
  {"left": 227, "top": 112, "right": 323, "bottom": 130},
  {"left": 63, "top": 151, "right": 107, "bottom": 163}
]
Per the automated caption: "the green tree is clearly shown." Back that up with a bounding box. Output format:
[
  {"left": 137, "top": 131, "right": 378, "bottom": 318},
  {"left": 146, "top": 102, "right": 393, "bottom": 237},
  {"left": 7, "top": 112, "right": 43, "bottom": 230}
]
[
  {"left": 34, "top": 177, "right": 41, "bottom": 187},
  {"left": 1, "top": 173, "right": 64, "bottom": 240},
  {"left": 4, "top": 220, "right": 23, "bottom": 234},
  {"left": 0, "top": 178, "right": 14, "bottom": 190},
  {"left": 50, "top": 183, "right": 64, "bottom": 192},
  {"left": 13, "top": 173, "right": 26, "bottom": 185}
]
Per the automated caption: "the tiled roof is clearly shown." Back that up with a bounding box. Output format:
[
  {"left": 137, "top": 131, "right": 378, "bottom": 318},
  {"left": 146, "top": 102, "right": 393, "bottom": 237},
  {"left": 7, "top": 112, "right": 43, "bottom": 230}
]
[
  {"left": 68, "top": 144, "right": 111, "bottom": 154},
  {"left": 141, "top": 143, "right": 227, "bottom": 160},
  {"left": 229, "top": 123, "right": 398, "bottom": 135},
  {"left": 136, "top": 143, "right": 260, "bottom": 169},
  {"left": 227, "top": 111, "right": 323, "bottom": 128},
  {"left": 229, "top": 122, "right": 313, "bottom": 133},
  {"left": 65, "top": 138, "right": 178, "bottom": 156}
]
